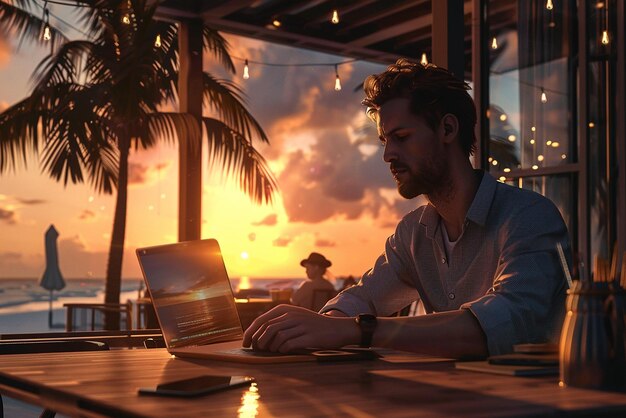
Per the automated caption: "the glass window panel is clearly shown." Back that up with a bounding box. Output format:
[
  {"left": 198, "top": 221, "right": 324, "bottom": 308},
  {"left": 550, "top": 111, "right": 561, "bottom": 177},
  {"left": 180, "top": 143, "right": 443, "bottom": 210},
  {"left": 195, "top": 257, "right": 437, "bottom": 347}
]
[
  {"left": 488, "top": 2, "right": 574, "bottom": 172},
  {"left": 501, "top": 174, "right": 575, "bottom": 244}
]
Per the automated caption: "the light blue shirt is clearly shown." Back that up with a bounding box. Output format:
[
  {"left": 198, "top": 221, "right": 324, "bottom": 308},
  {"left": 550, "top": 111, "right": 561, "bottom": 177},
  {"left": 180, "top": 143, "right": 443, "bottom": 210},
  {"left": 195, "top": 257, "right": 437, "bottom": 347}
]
[{"left": 321, "top": 171, "right": 570, "bottom": 355}]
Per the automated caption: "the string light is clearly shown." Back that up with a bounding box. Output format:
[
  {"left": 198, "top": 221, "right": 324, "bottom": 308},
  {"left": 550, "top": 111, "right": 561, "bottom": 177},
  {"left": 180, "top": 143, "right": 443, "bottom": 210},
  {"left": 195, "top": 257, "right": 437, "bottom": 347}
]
[
  {"left": 541, "top": 88, "right": 547, "bottom": 103},
  {"left": 231, "top": 56, "right": 357, "bottom": 91},
  {"left": 491, "top": 37, "right": 498, "bottom": 49},
  {"left": 243, "top": 59, "right": 250, "bottom": 79},
  {"left": 122, "top": 0, "right": 131, "bottom": 24},
  {"left": 334, "top": 65, "right": 342, "bottom": 91},
  {"left": 42, "top": 2, "right": 51, "bottom": 41},
  {"left": 331, "top": 9, "right": 339, "bottom": 24},
  {"left": 272, "top": 19, "right": 281, "bottom": 27},
  {"left": 154, "top": 34, "right": 161, "bottom": 48},
  {"left": 601, "top": 30, "right": 609, "bottom": 44},
  {"left": 420, "top": 53, "right": 428, "bottom": 66},
  {"left": 546, "top": 0, "right": 553, "bottom": 10}
]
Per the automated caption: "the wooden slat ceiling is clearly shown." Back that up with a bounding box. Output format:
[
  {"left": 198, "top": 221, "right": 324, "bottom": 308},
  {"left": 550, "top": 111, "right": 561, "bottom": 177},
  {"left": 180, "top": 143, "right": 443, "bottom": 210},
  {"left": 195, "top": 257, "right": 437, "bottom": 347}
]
[{"left": 156, "top": 0, "right": 516, "bottom": 71}]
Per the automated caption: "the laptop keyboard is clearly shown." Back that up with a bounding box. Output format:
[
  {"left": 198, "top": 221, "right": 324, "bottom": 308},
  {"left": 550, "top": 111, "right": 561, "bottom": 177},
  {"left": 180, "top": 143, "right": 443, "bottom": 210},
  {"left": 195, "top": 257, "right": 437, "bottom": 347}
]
[{"left": 215, "top": 347, "right": 308, "bottom": 357}]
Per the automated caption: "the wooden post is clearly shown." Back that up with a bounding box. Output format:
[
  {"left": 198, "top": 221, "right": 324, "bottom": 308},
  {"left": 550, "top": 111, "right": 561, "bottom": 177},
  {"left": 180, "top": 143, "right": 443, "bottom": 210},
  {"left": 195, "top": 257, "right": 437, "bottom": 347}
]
[
  {"left": 432, "top": 0, "right": 465, "bottom": 78},
  {"left": 178, "top": 19, "right": 204, "bottom": 242},
  {"left": 471, "top": 0, "right": 489, "bottom": 170},
  {"left": 616, "top": 1, "right": 626, "bottom": 257}
]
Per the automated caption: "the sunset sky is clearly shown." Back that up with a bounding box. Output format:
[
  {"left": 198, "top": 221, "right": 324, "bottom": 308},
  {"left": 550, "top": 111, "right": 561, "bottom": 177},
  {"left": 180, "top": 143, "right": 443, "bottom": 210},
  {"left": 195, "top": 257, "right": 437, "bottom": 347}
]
[{"left": 0, "top": 4, "right": 427, "bottom": 281}]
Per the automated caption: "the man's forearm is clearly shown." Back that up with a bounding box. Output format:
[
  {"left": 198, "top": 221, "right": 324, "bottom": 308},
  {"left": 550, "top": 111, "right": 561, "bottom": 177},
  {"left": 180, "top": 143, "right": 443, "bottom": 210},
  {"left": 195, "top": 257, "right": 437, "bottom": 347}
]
[
  {"left": 374, "top": 309, "right": 488, "bottom": 359},
  {"left": 323, "top": 309, "right": 348, "bottom": 317}
]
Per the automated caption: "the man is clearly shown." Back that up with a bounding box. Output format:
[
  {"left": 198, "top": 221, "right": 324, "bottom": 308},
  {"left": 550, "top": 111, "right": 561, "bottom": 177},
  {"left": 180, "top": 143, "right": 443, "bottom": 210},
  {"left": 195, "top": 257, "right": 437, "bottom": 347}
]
[
  {"left": 243, "top": 59, "right": 570, "bottom": 359},
  {"left": 291, "top": 252, "right": 337, "bottom": 311}
]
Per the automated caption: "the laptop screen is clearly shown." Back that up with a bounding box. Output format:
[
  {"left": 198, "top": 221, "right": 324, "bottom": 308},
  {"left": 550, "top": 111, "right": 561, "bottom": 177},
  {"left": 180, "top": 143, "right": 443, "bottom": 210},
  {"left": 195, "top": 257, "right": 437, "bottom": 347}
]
[{"left": 136, "top": 239, "right": 243, "bottom": 348}]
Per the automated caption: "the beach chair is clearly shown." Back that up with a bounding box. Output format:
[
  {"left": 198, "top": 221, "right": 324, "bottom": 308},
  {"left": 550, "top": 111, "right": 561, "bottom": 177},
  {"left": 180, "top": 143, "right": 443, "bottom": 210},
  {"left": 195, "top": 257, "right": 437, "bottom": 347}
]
[{"left": 0, "top": 339, "right": 109, "bottom": 418}]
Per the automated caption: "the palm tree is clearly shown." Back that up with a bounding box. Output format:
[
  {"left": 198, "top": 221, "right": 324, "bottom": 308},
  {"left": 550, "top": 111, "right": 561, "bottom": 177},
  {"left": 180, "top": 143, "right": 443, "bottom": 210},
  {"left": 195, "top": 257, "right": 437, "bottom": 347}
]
[{"left": 0, "top": 0, "right": 278, "bottom": 329}]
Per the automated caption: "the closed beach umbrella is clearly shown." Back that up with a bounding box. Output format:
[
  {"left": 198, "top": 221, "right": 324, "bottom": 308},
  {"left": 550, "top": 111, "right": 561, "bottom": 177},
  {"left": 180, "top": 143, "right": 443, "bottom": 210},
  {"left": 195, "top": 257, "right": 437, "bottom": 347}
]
[{"left": 40, "top": 224, "right": 66, "bottom": 328}]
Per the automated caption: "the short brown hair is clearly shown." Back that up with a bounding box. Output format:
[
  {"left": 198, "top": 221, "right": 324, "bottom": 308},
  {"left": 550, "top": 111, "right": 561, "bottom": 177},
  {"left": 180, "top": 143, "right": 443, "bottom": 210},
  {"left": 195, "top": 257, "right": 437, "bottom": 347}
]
[{"left": 362, "top": 58, "right": 477, "bottom": 156}]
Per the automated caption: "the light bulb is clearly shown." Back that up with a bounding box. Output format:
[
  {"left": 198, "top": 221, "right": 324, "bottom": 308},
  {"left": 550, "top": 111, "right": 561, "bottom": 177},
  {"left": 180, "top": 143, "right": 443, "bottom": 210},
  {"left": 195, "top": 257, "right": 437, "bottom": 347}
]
[
  {"left": 541, "top": 89, "right": 547, "bottom": 103},
  {"left": 243, "top": 60, "right": 250, "bottom": 80},
  {"left": 601, "top": 30, "right": 609, "bottom": 44},
  {"left": 42, "top": 8, "right": 51, "bottom": 41},
  {"left": 154, "top": 34, "right": 161, "bottom": 48},
  {"left": 420, "top": 53, "right": 428, "bottom": 66},
  {"left": 331, "top": 9, "right": 339, "bottom": 24},
  {"left": 335, "top": 75, "right": 342, "bottom": 91},
  {"left": 122, "top": 14, "right": 130, "bottom": 24},
  {"left": 43, "top": 25, "right": 51, "bottom": 41},
  {"left": 546, "top": 0, "right": 553, "bottom": 10},
  {"left": 491, "top": 37, "right": 498, "bottom": 49}
]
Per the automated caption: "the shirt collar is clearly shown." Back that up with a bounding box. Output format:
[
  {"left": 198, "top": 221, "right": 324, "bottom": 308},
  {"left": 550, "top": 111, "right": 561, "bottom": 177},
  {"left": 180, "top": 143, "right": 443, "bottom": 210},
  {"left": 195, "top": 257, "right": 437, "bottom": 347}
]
[
  {"left": 419, "top": 170, "right": 495, "bottom": 235},
  {"left": 465, "top": 170, "right": 495, "bottom": 227}
]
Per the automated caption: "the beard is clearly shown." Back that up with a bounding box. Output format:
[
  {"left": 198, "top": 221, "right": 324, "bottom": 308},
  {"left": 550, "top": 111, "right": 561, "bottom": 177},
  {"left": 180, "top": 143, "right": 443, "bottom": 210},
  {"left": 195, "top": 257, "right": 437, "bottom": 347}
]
[{"left": 394, "top": 156, "right": 450, "bottom": 199}]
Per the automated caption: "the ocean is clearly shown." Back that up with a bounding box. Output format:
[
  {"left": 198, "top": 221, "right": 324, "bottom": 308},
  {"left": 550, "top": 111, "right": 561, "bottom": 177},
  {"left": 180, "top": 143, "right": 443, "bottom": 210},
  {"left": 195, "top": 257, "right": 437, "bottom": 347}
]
[{"left": 0, "top": 277, "right": 307, "bottom": 334}]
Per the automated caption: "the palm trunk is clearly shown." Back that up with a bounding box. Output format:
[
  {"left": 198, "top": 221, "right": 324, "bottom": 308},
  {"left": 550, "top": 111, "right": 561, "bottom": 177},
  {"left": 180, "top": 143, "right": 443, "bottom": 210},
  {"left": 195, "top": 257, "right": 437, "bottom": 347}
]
[{"left": 103, "top": 135, "right": 130, "bottom": 330}]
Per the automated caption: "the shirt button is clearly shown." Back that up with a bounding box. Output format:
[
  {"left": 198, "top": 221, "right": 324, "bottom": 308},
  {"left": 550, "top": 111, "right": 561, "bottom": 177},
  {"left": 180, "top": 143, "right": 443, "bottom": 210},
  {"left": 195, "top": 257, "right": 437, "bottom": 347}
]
[
  {"left": 448, "top": 292, "right": 455, "bottom": 300},
  {"left": 441, "top": 257, "right": 447, "bottom": 264}
]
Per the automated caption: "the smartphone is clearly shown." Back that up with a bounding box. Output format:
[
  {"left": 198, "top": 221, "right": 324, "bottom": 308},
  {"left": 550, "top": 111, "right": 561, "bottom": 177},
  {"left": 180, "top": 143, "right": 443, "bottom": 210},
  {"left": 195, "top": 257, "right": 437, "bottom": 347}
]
[{"left": 138, "top": 375, "right": 255, "bottom": 397}]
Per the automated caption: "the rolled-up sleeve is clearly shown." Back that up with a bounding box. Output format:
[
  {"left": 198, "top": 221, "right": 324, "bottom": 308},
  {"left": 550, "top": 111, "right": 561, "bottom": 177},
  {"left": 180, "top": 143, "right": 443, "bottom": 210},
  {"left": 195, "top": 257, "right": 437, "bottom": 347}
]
[
  {"left": 321, "top": 225, "right": 419, "bottom": 316},
  {"left": 462, "top": 199, "right": 569, "bottom": 355}
]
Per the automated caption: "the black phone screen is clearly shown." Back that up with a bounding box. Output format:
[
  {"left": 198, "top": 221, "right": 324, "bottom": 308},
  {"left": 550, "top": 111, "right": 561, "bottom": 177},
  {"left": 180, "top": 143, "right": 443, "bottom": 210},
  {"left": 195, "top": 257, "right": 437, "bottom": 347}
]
[{"left": 138, "top": 375, "right": 255, "bottom": 397}]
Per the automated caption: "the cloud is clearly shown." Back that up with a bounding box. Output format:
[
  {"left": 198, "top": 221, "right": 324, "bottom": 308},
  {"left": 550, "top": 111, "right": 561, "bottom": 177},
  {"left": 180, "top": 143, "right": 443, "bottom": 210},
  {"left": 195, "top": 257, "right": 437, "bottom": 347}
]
[
  {"left": 16, "top": 198, "right": 46, "bottom": 205},
  {"left": 128, "top": 161, "right": 170, "bottom": 186},
  {"left": 56, "top": 235, "right": 137, "bottom": 278},
  {"left": 209, "top": 35, "right": 385, "bottom": 160},
  {"left": 0, "top": 207, "right": 16, "bottom": 224},
  {"left": 252, "top": 214, "right": 277, "bottom": 226},
  {"left": 278, "top": 128, "right": 400, "bottom": 223},
  {"left": 314, "top": 238, "right": 335, "bottom": 247},
  {"left": 78, "top": 209, "right": 96, "bottom": 220},
  {"left": 272, "top": 236, "right": 292, "bottom": 247},
  {"left": 0, "top": 251, "right": 41, "bottom": 277}
]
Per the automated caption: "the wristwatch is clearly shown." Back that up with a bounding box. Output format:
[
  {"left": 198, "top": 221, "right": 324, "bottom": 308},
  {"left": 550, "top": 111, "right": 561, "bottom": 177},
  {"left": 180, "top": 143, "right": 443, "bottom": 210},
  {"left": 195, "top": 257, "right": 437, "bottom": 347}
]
[{"left": 356, "top": 314, "right": 377, "bottom": 348}]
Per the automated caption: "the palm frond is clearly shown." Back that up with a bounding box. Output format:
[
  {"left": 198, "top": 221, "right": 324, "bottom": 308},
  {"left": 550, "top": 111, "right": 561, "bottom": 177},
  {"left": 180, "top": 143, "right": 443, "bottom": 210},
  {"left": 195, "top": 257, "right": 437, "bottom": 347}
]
[
  {"left": 147, "top": 112, "right": 201, "bottom": 149},
  {"left": 203, "top": 27, "right": 235, "bottom": 74},
  {"left": 203, "top": 74, "right": 270, "bottom": 144},
  {"left": 0, "top": 95, "right": 41, "bottom": 171},
  {"left": 202, "top": 117, "right": 278, "bottom": 205},
  {"left": 31, "top": 40, "right": 96, "bottom": 92},
  {"left": 0, "top": 0, "right": 68, "bottom": 50}
]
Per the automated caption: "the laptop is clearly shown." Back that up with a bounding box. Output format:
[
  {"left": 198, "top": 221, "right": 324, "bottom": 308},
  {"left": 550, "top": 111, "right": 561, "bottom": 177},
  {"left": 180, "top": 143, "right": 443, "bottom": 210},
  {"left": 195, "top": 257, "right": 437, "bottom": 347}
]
[{"left": 136, "top": 239, "right": 315, "bottom": 364}]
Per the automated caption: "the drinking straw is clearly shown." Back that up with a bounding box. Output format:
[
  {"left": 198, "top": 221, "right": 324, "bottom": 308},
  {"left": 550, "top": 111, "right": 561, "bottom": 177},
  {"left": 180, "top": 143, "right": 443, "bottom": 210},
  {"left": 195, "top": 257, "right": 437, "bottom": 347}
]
[{"left": 556, "top": 242, "right": 573, "bottom": 288}]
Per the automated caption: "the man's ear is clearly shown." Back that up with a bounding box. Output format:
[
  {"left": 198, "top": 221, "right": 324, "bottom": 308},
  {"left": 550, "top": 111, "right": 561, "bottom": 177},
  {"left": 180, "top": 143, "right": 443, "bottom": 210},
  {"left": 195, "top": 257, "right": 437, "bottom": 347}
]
[{"left": 440, "top": 113, "right": 459, "bottom": 144}]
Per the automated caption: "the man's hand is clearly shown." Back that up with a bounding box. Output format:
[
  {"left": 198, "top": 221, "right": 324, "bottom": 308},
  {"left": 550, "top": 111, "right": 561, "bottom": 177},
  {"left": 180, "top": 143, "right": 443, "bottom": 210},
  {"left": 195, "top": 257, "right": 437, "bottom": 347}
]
[{"left": 242, "top": 304, "right": 359, "bottom": 353}]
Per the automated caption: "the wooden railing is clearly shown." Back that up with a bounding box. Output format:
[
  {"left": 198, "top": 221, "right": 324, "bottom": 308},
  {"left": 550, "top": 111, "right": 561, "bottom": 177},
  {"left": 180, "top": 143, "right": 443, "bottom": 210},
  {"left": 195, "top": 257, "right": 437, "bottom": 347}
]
[{"left": 63, "top": 302, "right": 133, "bottom": 332}]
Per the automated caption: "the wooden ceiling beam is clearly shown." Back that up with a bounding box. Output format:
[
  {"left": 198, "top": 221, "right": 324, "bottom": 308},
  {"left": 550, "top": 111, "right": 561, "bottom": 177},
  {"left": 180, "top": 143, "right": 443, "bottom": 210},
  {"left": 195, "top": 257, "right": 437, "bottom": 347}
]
[
  {"left": 338, "top": 0, "right": 430, "bottom": 32},
  {"left": 201, "top": 16, "right": 399, "bottom": 63},
  {"left": 308, "top": 0, "right": 378, "bottom": 24},
  {"left": 201, "top": 0, "right": 258, "bottom": 18}
]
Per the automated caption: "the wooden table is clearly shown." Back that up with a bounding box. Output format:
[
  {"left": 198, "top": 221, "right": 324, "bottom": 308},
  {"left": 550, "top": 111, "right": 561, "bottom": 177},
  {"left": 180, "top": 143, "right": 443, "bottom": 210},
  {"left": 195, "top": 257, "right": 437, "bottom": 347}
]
[{"left": 1, "top": 349, "right": 626, "bottom": 417}]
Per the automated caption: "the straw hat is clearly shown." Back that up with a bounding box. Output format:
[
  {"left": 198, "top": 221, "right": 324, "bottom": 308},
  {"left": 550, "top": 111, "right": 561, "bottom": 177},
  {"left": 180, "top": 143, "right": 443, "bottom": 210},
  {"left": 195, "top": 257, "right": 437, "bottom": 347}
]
[{"left": 300, "top": 252, "right": 332, "bottom": 268}]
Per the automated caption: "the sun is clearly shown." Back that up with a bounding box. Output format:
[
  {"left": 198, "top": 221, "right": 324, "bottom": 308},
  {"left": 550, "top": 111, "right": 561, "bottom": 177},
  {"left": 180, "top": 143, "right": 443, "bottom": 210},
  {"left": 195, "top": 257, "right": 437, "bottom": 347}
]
[{"left": 240, "top": 251, "right": 249, "bottom": 260}]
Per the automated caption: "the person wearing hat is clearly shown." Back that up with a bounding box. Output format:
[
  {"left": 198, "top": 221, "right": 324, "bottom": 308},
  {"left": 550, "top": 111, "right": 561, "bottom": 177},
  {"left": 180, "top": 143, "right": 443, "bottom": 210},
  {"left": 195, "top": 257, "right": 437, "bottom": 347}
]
[{"left": 291, "top": 252, "right": 337, "bottom": 311}]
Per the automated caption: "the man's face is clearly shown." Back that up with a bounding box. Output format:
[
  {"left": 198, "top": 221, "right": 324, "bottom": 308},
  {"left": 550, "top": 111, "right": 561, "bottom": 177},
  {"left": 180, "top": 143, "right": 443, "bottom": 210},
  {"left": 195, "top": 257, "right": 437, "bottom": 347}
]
[
  {"left": 304, "top": 263, "right": 323, "bottom": 279},
  {"left": 376, "top": 98, "right": 449, "bottom": 199}
]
